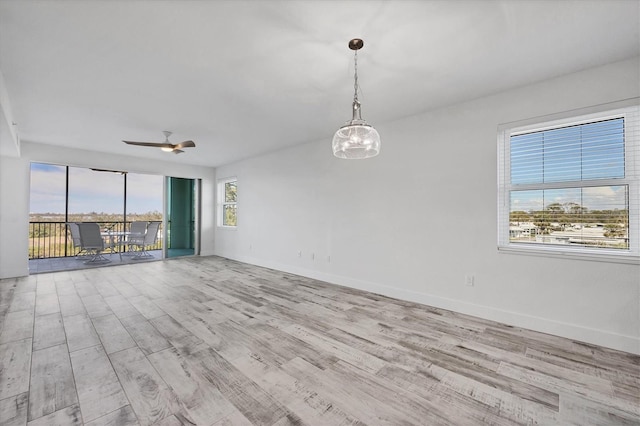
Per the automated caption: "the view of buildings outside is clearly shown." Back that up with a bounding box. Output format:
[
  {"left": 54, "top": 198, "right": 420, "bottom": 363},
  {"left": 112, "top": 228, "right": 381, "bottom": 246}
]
[{"left": 509, "top": 187, "right": 629, "bottom": 249}]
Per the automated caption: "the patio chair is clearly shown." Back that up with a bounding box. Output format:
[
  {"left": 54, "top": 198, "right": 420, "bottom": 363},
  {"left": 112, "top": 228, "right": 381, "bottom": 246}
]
[
  {"left": 123, "top": 221, "right": 148, "bottom": 255},
  {"left": 76, "top": 222, "right": 115, "bottom": 263},
  {"left": 67, "top": 222, "right": 88, "bottom": 258},
  {"left": 129, "top": 221, "right": 161, "bottom": 259}
]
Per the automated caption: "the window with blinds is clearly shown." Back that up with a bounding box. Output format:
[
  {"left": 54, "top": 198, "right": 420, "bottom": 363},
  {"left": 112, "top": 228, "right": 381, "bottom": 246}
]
[{"left": 498, "top": 101, "right": 639, "bottom": 261}]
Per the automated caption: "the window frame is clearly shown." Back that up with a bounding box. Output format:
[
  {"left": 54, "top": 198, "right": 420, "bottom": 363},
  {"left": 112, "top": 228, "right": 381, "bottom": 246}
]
[
  {"left": 497, "top": 99, "right": 639, "bottom": 264},
  {"left": 217, "top": 176, "right": 237, "bottom": 228}
]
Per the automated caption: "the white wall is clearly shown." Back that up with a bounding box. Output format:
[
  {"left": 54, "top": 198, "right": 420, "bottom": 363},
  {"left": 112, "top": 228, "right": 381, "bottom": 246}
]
[
  {"left": 0, "top": 155, "right": 30, "bottom": 277},
  {"left": 0, "top": 142, "right": 216, "bottom": 279},
  {"left": 214, "top": 57, "right": 640, "bottom": 354},
  {"left": 0, "top": 70, "right": 20, "bottom": 157}
]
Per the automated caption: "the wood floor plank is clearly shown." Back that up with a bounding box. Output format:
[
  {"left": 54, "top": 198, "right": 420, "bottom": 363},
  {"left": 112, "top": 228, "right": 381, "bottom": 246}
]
[
  {"left": 110, "top": 282, "right": 141, "bottom": 299},
  {"left": 210, "top": 409, "right": 254, "bottom": 426},
  {"left": 120, "top": 315, "right": 170, "bottom": 356},
  {"left": 150, "top": 414, "right": 186, "bottom": 426},
  {"left": 26, "top": 404, "right": 82, "bottom": 426},
  {"left": 0, "top": 392, "right": 28, "bottom": 426},
  {"left": 58, "top": 293, "right": 87, "bottom": 318},
  {"left": 0, "top": 310, "right": 34, "bottom": 344},
  {"left": 35, "top": 280, "right": 56, "bottom": 296},
  {"left": 152, "top": 299, "right": 226, "bottom": 348},
  {"left": 34, "top": 293, "right": 59, "bottom": 316},
  {"left": 28, "top": 343, "right": 77, "bottom": 421},
  {"left": 246, "top": 357, "right": 366, "bottom": 425},
  {"left": 94, "top": 282, "right": 121, "bottom": 299},
  {"left": 103, "top": 295, "right": 140, "bottom": 320},
  {"left": 69, "top": 345, "right": 129, "bottom": 423},
  {"left": 62, "top": 314, "right": 101, "bottom": 353},
  {"left": 81, "top": 294, "right": 113, "bottom": 319},
  {"left": 74, "top": 282, "right": 99, "bottom": 298},
  {"left": 33, "top": 312, "right": 66, "bottom": 351},
  {"left": 149, "top": 315, "right": 208, "bottom": 356},
  {"left": 127, "top": 296, "right": 165, "bottom": 320},
  {"left": 283, "top": 324, "right": 387, "bottom": 374},
  {"left": 129, "top": 282, "right": 166, "bottom": 302},
  {"left": 372, "top": 322, "right": 560, "bottom": 410},
  {"left": 8, "top": 292, "right": 35, "bottom": 313},
  {"left": 526, "top": 346, "right": 640, "bottom": 390},
  {"left": 384, "top": 360, "right": 558, "bottom": 424},
  {"left": 13, "top": 277, "right": 37, "bottom": 295},
  {"left": 373, "top": 363, "right": 508, "bottom": 424},
  {"left": 54, "top": 280, "right": 77, "bottom": 296},
  {"left": 280, "top": 356, "right": 415, "bottom": 425},
  {"left": 91, "top": 314, "right": 136, "bottom": 355},
  {"left": 222, "top": 320, "right": 337, "bottom": 370},
  {"left": 109, "top": 347, "right": 180, "bottom": 426},
  {"left": 0, "top": 339, "right": 32, "bottom": 400},
  {"left": 147, "top": 347, "right": 235, "bottom": 425},
  {"left": 339, "top": 358, "right": 512, "bottom": 425},
  {"left": 558, "top": 392, "right": 640, "bottom": 425},
  {"left": 188, "top": 346, "right": 290, "bottom": 425},
  {"left": 498, "top": 361, "right": 640, "bottom": 417},
  {"left": 84, "top": 405, "right": 140, "bottom": 426}
]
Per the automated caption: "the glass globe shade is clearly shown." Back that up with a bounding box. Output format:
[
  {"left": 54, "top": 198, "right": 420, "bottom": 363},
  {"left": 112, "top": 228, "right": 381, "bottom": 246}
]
[{"left": 332, "top": 121, "right": 381, "bottom": 159}]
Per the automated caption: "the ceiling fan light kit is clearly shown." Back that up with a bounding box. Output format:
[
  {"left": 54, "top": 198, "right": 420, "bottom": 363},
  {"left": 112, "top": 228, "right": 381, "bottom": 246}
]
[
  {"left": 123, "top": 130, "right": 195, "bottom": 154},
  {"left": 332, "top": 38, "right": 381, "bottom": 160}
]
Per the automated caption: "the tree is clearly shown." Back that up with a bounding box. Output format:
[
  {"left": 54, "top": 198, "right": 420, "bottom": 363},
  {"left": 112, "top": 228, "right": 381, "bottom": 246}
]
[
  {"left": 532, "top": 211, "right": 550, "bottom": 235},
  {"left": 545, "top": 203, "right": 566, "bottom": 230},
  {"left": 510, "top": 211, "right": 531, "bottom": 224},
  {"left": 566, "top": 202, "right": 586, "bottom": 216}
]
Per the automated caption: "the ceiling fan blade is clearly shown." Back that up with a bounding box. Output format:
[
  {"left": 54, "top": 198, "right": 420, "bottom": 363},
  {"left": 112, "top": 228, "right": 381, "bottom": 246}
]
[
  {"left": 123, "top": 140, "right": 173, "bottom": 148},
  {"left": 175, "top": 140, "right": 195, "bottom": 149},
  {"left": 90, "top": 168, "right": 127, "bottom": 174},
  {"left": 173, "top": 149, "right": 184, "bottom": 154}
]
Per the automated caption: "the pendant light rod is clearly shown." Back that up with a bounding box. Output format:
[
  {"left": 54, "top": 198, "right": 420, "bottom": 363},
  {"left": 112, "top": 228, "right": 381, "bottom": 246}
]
[{"left": 351, "top": 39, "right": 362, "bottom": 104}]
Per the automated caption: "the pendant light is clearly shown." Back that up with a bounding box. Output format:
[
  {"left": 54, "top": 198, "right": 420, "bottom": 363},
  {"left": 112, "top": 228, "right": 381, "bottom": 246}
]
[{"left": 332, "top": 38, "right": 381, "bottom": 159}]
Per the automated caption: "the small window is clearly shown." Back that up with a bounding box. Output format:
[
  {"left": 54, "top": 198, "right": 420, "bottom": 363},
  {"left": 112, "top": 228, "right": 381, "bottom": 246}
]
[
  {"left": 498, "top": 102, "right": 639, "bottom": 262},
  {"left": 217, "top": 178, "right": 237, "bottom": 227}
]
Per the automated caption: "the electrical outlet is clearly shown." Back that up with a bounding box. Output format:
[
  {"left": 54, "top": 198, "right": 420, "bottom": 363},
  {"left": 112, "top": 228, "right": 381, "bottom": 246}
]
[
  {"left": 465, "top": 275, "right": 474, "bottom": 286},
  {"left": 297, "top": 251, "right": 302, "bottom": 258}
]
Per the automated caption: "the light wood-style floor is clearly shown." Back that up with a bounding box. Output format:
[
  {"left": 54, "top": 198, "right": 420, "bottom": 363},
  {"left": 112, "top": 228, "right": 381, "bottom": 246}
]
[{"left": 0, "top": 256, "right": 638, "bottom": 425}]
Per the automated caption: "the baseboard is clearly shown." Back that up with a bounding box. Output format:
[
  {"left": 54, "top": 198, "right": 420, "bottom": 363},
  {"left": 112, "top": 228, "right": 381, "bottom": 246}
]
[{"left": 220, "top": 253, "right": 640, "bottom": 355}]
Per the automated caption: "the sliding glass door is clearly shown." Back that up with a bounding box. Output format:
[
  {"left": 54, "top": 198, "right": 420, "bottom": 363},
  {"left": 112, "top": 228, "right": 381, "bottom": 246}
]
[{"left": 165, "top": 177, "right": 199, "bottom": 258}]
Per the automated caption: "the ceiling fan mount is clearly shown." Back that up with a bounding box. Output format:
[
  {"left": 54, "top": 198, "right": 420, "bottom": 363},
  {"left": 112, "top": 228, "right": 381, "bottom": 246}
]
[{"left": 123, "top": 131, "right": 196, "bottom": 154}]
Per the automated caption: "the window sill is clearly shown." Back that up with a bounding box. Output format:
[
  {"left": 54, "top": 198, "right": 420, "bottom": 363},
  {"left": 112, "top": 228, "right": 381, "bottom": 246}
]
[{"left": 498, "top": 244, "right": 640, "bottom": 265}]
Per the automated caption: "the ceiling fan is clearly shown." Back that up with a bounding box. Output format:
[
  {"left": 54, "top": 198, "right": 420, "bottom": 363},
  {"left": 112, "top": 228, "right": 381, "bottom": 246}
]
[{"left": 123, "top": 131, "right": 195, "bottom": 154}]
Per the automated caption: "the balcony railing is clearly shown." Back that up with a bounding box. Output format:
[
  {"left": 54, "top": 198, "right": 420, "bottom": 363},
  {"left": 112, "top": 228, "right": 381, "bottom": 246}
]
[{"left": 29, "top": 221, "right": 164, "bottom": 260}]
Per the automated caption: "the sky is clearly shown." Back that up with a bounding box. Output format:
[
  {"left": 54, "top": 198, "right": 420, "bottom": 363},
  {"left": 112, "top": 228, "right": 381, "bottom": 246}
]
[
  {"left": 30, "top": 163, "right": 163, "bottom": 214},
  {"left": 510, "top": 186, "right": 627, "bottom": 213},
  {"left": 509, "top": 118, "right": 627, "bottom": 213}
]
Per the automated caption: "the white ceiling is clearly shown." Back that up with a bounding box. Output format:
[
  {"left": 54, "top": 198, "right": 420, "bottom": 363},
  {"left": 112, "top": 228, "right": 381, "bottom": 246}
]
[{"left": 1, "top": 0, "right": 638, "bottom": 167}]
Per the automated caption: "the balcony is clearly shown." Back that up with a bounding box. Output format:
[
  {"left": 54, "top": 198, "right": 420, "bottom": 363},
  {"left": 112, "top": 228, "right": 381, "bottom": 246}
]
[{"left": 28, "top": 221, "right": 163, "bottom": 273}]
